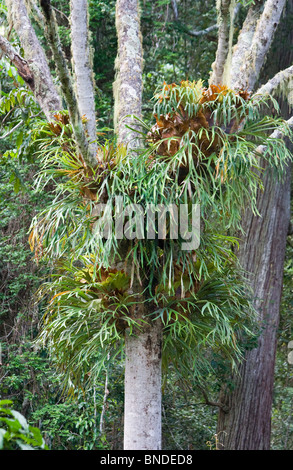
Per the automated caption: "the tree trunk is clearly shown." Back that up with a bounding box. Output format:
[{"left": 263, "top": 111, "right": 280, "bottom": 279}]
[
  {"left": 124, "top": 319, "right": 163, "bottom": 450},
  {"left": 209, "top": 0, "right": 235, "bottom": 85},
  {"left": 40, "top": 0, "right": 97, "bottom": 168},
  {"left": 231, "top": 0, "right": 286, "bottom": 90},
  {"left": 114, "top": 0, "right": 143, "bottom": 146},
  {"left": 217, "top": 160, "right": 291, "bottom": 449},
  {"left": 70, "top": 0, "right": 97, "bottom": 155},
  {"left": 217, "top": 0, "right": 293, "bottom": 449}
]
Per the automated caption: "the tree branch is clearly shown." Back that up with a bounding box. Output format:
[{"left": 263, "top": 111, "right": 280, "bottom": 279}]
[
  {"left": 184, "top": 23, "right": 218, "bottom": 38},
  {"left": 256, "top": 116, "right": 293, "bottom": 158},
  {"left": 209, "top": 0, "right": 235, "bottom": 85},
  {"left": 5, "top": 0, "right": 61, "bottom": 119},
  {"left": 198, "top": 386, "right": 229, "bottom": 413},
  {"left": 0, "top": 34, "right": 34, "bottom": 88},
  {"left": 170, "top": 0, "right": 178, "bottom": 20},
  {"left": 0, "top": 120, "right": 24, "bottom": 140},
  {"left": 231, "top": 0, "right": 287, "bottom": 91},
  {"left": 255, "top": 65, "right": 293, "bottom": 98},
  {"left": 70, "top": 0, "right": 97, "bottom": 156},
  {"left": 39, "top": 0, "right": 98, "bottom": 168}
]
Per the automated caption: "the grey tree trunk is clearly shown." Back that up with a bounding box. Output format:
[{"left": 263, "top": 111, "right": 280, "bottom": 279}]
[
  {"left": 5, "top": 0, "right": 61, "bottom": 118},
  {"left": 70, "top": 0, "right": 97, "bottom": 155},
  {"left": 114, "top": 0, "right": 143, "bottom": 146},
  {"left": 113, "top": 0, "right": 162, "bottom": 450},
  {"left": 217, "top": 159, "right": 291, "bottom": 449},
  {"left": 216, "top": 0, "right": 293, "bottom": 449},
  {"left": 124, "top": 319, "right": 162, "bottom": 450}
]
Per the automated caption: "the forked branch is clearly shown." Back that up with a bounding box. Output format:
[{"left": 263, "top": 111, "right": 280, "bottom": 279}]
[{"left": 231, "top": 0, "right": 287, "bottom": 90}]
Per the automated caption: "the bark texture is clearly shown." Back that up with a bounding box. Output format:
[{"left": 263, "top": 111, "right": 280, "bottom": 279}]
[
  {"left": 209, "top": 0, "right": 235, "bottom": 85},
  {"left": 217, "top": 0, "right": 293, "bottom": 449},
  {"left": 113, "top": 0, "right": 162, "bottom": 450},
  {"left": 256, "top": 65, "right": 293, "bottom": 97},
  {"left": 70, "top": 0, "right": 97, "bottom": 155},
  {"left": 0, "top": 34, "right": 34, "bottom": 89},
  {"left": 40, "top": 0, "right": 97, "bottom": 168},
  {"left": 114, "top": 0, "right": 143, "bottom": 145},
  {"left": 5, "top": 0, "right": 61, "bottom": 118},
  {"left": 231, "top": 0, "right": 287, "bottom": 90},
  {"left": 124, "top": 319, "right": 163, "bottom": 450},
  {"left": 217, "top": 159, "right": 291, "bottom": 450},
  {"left": 230, "top": 2, "right": 264, "bottom": 89}
]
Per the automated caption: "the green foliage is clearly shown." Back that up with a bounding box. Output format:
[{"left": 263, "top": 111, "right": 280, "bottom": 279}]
[
  {"left": 0, "top": 400, "right": 47, "bottom": 450},
  {"left": 26, "top": 79, "right": 293, "bottom": 391},
  {"left": 36, "top": 261, "right": 139, "bottom": 393},
  {"left": 0, "top": 338, "right": 121, "bottom": 450}
]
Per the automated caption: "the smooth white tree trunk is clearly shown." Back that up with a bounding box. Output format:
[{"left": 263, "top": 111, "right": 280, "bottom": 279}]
[
  {"left": 114, "top": 0, "right": 143, "bottom": 146},
  {"left": 70, "top": 0, "right": 97, "bottom": 155},
  {"left": 231, "top": 0, "right": 287, "bottom": 89},
  {"left": 124, "top": 320, "right": 162, "bottom": 450}
]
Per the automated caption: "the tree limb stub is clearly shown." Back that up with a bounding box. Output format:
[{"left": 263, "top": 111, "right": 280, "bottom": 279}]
[{"left": 0, "top": 34, "right": 34, "bottom": 89}]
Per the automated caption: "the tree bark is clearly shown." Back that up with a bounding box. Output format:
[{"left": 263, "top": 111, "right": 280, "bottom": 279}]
[
  {"left": 230, "top": 1, "right": 264, "bottom": 89},
  {"left": 114, "top": 0, "right": 143, "bottom": 146},
  {"left": 5, "top": 0, "right": 61, "bottom": 119},
  {"left": 217, "top": 158, "right": 291, "bottom": 450},
  {"left": 39, "top": 0, "right": 97, "bottom": 168},
  {"left": 217, "top": 0, "right": 293, "bottom": 449},
  {"left": 256, "top": 65, "right": 293, "bottom": 97},
  {"left": 70, "top": 0, "right": 97, "bottom": 156},
  {"left": 209, "top": 0, "right": 235, "bottom": 85},
  {"left": 0, "top": 34, "right": 34, "bottom": 89},
  {"left": 231, "top": 0, "right": 287, "bottom": 90},
  {"left": 124, "top": 319, "right": 162, "bottom": 450},
  {"left": 113, "top": 0, "right": 162, "bottom": 450}
]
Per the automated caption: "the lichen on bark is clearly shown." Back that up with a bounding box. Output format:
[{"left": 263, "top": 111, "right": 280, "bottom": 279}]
[{"left": 114, "top": 0, "right": 143, "bottom": 146}]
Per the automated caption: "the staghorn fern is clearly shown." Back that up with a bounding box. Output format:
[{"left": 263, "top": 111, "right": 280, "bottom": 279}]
[{"left": 29, "top": 80, "right": 292, "bottom": 390}]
